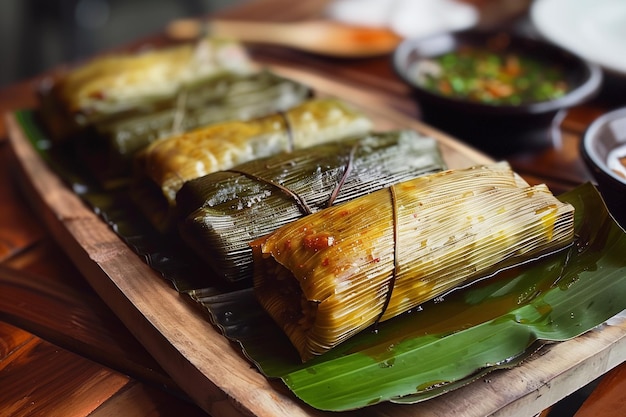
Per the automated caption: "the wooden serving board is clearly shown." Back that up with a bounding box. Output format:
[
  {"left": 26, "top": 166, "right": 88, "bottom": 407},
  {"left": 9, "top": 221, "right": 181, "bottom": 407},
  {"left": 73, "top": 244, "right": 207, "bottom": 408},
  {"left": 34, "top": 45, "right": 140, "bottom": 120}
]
[{"left": 6, "top": 68, "right": 626, "bottom": 417}]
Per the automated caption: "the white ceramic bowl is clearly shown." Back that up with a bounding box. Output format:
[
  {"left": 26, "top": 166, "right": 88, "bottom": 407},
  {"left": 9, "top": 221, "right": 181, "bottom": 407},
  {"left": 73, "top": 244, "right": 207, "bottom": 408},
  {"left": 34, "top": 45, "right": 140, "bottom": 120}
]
[{"left": 581, "top": 107, "right": 626, "bottom": 227}]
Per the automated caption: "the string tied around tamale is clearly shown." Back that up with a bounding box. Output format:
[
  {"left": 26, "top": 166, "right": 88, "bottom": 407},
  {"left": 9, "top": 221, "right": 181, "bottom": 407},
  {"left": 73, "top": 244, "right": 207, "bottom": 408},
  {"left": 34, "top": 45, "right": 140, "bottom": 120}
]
[
  {"left": 220, "top": 112, "right": 299, "bottom": 212},
  {"left": 226, "top": 142, "right": 360, "bottom": 216},
  {"left": 325, "top": 142, "right": 358, "bottom": 207},
  {"left": 278, "top": 110, "right": 295, "bottom": 152},
  {"left": 171, "top": 88, "right": 188, "bottom": 134},
  {"left": 226, "top": 168, "right": 314, "bottom": 215},
  {"left": 375, "top": 184, "right": 399, "bottom": 328}
]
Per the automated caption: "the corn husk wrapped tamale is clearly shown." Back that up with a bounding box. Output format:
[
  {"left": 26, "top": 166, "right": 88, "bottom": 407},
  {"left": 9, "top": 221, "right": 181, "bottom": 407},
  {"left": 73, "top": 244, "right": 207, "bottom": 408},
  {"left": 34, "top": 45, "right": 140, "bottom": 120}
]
[
  {"left": 176, "top": 130, "right": 445, "bottom": 283},
  {"left": 251, "top": 162, "right": 575, "bottom": 361},
  {"left": 132, "top": 98, "right": 373, "bottom": 232},
  {"left": 38, "top": 37, "right": 252, "bottom": 141}
]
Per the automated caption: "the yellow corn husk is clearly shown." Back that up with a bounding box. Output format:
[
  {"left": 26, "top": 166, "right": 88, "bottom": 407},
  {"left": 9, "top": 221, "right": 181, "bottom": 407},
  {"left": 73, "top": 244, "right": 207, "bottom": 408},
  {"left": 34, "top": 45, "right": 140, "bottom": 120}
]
[
  {"left": 39, "top": 37, "right": 252, "bottom": 140},
  {"left": 132, "top": 98, "right": 372, "bottom": 232},
  {"left": 251, "top": 162, "right": 575, "bottom": 361}
]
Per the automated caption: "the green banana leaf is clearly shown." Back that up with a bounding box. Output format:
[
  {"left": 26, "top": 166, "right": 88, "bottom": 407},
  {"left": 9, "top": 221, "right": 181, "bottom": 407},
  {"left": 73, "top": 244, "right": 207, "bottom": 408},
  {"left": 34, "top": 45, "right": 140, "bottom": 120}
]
[{"left": 16, "top": 109, "right": 626, "bottom": 412}]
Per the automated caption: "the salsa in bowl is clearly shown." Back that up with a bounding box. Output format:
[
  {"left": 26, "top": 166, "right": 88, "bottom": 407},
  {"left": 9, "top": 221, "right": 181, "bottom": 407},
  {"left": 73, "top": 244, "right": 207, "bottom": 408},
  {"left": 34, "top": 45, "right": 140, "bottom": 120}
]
[
  {"left": 393, "top": 30, "right": 602, "bottom": 154},
  {"left": 412, "top": 46, "right": 569, "bottom": 106}
]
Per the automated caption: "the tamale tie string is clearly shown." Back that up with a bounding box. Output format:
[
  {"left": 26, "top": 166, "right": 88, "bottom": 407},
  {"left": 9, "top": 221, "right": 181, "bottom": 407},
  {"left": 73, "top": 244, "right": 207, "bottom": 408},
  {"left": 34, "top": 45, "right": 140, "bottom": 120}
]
[
  {"left": 227, "top": 142, "right": 360, "bottom": 216},
  {"left": 171, "top": 89, "right": 189, "bottom": 134},
  {"left": 326, "top": 142, "right": 359, "bottom": 207},
  {"left": 223, "top": 112, "right": 299, "bottom": 212},
  {"left": 278, "top": 111, "right": 295, "bottom": 152},
  {"left": 375, "top": 184, "right": 399, "bottom": 326},
  {"left": 226, "top": 168, "right": 314, "bottom": 215}
]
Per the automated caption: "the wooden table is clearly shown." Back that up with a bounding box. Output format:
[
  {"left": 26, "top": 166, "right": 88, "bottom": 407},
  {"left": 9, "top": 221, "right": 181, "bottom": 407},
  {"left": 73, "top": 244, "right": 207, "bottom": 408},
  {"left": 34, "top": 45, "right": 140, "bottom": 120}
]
[{"left": 1, "top": 0, "right": 625, "bottom": 416}]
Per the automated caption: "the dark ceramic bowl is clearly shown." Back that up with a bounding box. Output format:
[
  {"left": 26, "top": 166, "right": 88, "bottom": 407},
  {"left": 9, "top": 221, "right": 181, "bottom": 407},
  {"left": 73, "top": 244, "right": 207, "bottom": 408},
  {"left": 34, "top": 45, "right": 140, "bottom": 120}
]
[
  {"left": 581, "top": 107, "right": 626, "bottom": 228},
  {"left": 393, "top": 30, "right": 603, "bottom": 156}
]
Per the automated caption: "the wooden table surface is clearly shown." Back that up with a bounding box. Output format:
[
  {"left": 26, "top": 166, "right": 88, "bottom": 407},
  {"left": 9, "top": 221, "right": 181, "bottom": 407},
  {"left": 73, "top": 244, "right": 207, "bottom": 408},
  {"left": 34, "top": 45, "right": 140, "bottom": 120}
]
[{"left": 1, "top": 0, "right": 625, "bottom": 416}]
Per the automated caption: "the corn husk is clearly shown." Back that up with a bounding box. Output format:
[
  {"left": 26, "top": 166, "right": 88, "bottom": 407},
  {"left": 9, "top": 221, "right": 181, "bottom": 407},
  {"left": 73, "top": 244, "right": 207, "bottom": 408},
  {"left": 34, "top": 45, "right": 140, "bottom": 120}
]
[
  {"left": 252, "top": 162, "right": 575, "bottom": 361},
  {"left": 177, "top": 130, "right": 445, "bottom": 283},
  {"left": 132, "top": 98, "right": 372, "bottom": 232},
  {"left": 38, "top": 37, "right": 253, "bottom": 140}
]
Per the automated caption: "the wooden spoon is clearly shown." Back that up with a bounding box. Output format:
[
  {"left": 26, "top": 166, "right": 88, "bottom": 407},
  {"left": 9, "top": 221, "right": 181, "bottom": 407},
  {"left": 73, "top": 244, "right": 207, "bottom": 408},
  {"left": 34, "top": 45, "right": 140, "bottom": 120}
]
[{"left": 166, "top": 19, "right": 402, "bottom": 58}]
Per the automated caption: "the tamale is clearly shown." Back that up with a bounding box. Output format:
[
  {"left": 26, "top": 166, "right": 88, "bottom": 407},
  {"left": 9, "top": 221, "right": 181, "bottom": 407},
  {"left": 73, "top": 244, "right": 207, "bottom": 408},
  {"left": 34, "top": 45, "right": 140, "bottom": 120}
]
[
  {"left": 177, "top": 130, "right": 445, "bottom": 283},
  {"left": 96, "top": 70, "right": 312, "bottom": 159},
  {"left": 38, "top": 37, "right": 252, "bottom": 140},
  {"left": 251, "top": 162, "right": 575, "bottom": 361},
  {"left": 132, "top": 98, "right": 372, "bottom": 232},
  {"left": 77, "top": 70, "right": 312, "bottom": 184}
]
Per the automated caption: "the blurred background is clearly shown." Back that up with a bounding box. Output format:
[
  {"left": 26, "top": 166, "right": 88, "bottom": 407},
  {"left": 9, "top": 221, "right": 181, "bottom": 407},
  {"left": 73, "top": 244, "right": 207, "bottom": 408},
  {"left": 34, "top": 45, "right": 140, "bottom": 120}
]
[{"left": 0, "top": 0, "right": 244, "bottom": 87}]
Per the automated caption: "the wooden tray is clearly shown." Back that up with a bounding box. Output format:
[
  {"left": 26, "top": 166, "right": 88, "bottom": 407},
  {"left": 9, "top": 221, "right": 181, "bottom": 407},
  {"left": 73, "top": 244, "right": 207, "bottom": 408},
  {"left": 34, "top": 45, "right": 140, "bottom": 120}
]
[{"left": 6, "top": 67, "right": 626, "bottom": 417}]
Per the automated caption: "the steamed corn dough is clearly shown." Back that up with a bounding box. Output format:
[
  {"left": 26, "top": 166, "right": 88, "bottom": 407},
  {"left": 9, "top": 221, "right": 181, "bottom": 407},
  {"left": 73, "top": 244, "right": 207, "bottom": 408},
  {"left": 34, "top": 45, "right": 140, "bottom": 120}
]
[
  {"left": 252, "top": 162, "right": 575, "bottom": 361},
  {"left": 135, "top": 98, "right": 373, "bottom": 207}
]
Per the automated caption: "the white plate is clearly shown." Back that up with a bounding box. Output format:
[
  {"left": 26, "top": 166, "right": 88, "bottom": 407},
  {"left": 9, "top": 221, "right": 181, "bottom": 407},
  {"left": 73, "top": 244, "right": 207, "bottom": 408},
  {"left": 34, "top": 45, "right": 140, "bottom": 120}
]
[
  {"left": 531, "top": 0, "right": 626, "bottom": 76},
  {"left": 325, "top": 0, "right": 478, "bottom": 39}
]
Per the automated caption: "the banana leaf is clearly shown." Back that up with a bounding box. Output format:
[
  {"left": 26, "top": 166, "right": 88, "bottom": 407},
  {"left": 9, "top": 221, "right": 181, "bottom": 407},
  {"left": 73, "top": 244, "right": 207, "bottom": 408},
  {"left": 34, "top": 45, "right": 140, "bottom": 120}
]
[
  {"left": 15, "top": 109, "right": 626, "bottom": 412},
  {"left": 177, "top": 130, "right": 445, "bottom": 283}
]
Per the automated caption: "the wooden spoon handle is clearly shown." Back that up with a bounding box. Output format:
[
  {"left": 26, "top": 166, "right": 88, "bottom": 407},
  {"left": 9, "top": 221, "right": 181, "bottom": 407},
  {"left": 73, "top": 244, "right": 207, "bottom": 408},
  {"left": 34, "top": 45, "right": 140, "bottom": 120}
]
[{"left": 166, "top": 19, "right": 401, "bottom": 58}]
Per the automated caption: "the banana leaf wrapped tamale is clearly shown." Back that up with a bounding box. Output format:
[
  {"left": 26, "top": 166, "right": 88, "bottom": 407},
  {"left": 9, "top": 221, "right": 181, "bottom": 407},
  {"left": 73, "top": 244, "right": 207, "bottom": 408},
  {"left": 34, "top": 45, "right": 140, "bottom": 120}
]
[
  {"left": 176, "top": 130, "right": 445, "bottom": 283},
  {"left": 251, "top": 162, "right": 575, "bottom": 361},
  {"left": 38, "top": 37, "right": 253, "bottom": 141},
  {"left": 132, "top": 98, "right": 373, "bottom": 232}
]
